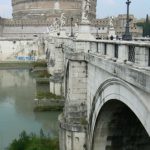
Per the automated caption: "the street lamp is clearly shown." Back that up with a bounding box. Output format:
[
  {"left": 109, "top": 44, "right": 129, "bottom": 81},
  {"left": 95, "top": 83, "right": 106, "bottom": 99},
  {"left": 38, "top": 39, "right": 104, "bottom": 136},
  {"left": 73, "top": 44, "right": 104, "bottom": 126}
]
[
  {"left": 70, "top": 17, "right": 74, "bottom": 37},
  {"left": 122, "top": 0, "right": 132, "bottom": 41},
  {"left": 96, "top": 21, "right": 100, "bottom": 39}
]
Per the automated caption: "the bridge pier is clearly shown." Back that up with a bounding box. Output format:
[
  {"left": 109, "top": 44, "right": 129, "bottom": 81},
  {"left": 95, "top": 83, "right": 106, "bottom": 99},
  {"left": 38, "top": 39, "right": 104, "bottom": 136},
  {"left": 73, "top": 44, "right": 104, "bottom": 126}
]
[
  {"left": 45, "top": 34, "right": 66, "bottom": 96},
  {"left": 59, "top": 59, "right": 88, "bottom": 150}
]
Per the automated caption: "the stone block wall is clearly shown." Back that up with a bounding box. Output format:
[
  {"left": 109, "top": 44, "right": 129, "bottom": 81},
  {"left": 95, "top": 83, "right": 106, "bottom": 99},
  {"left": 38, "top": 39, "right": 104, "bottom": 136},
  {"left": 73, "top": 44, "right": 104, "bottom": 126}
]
[
  {"left": 46, "top": 36, "right": 65, "bottom": 75},
  {"left": 2, "top": 26, "right": 48, "bottom": 38},
  {"left": 0, "top": 38, "right": 39, "bottom": 61},
  {"left": 59, "top": 43, "right": 88, "bottom": 150},
  {"left": 12, "top": 0, "right": 83, "bottom": 22},
  {"left": 66, "top": 60, "right": 87, "bottom": 104}
]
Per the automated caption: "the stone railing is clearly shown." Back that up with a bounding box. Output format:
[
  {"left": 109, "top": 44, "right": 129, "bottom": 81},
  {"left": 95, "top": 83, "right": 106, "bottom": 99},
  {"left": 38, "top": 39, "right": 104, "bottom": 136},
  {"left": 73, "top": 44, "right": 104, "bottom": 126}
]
[
  {"left": 91, "top": 40, "right": 150, "bottom": 68},
  {"left": 62, "top": 38, "right": 150, "bottom": 68}
]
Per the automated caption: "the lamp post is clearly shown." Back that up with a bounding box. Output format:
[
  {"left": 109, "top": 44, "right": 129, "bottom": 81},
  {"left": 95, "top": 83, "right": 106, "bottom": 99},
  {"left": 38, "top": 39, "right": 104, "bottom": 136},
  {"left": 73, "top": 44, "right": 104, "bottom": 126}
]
[
  {"left": 70, "top": 17, "right": 74, "bottom": 37},
  {"left": 122, "top": 0, "right": 132, "bottom": 40},
  {"left": 96, "top": 21, "right": 100, "bottom": 39}
]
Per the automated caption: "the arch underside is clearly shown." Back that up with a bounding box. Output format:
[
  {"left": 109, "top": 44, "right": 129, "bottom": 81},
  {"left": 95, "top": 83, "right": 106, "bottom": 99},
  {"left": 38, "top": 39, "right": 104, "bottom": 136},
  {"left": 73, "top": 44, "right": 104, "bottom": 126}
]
[
  {"left": 92, "top": 100, "right": 150, "bottom": 150},
  {"left": 90, "top": 78, "right": 150, "bottom": 150}
]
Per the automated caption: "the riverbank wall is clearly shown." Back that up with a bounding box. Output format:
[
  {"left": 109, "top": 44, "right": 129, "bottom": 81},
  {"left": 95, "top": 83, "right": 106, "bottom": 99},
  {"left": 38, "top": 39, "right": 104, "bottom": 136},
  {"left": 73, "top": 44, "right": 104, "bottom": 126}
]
[
  {"left": 0, "top": 37, "right": 45, "bottom": 61},
  {"left": 33, "top": 98, "right": 64, "bottom": 111}
]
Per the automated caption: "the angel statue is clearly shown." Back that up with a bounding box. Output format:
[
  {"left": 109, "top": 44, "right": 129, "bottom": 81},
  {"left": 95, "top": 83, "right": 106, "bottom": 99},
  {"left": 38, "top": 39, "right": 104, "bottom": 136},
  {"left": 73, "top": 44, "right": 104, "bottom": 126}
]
[
  {"left": 81, "top": 0, "right": 91, "bottom": 23},
  {"left": 109, "top": 16, "right": 114, "bottom": 27},
  {"left": 60, "top": 13, "right": 66, "bottom": 29},
  {"left": 53, "top": 18, "right": 60, "bottom": 32}
]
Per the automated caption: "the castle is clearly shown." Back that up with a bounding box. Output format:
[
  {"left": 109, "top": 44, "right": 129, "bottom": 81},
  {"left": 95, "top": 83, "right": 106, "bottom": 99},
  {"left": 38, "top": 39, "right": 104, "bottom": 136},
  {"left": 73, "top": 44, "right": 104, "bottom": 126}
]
[
  {"left": 0, "top": 0, "right": 96, "bottom": 38},
  {"left": 0, "top": 0, "right": 144, "bottom": 39}
]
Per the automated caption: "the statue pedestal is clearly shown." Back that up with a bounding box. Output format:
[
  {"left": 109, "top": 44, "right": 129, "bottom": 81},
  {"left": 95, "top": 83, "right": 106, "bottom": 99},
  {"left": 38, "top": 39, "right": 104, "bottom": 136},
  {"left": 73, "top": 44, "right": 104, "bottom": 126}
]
[
  {"left": 59, "top": 29, "right": 68, "bottom": 38},
  {"left": 76, "top": 23, "right": 95, "bottom": 41},
  {"left": 108, "top": 27, "right": 116, "bottom": 39}
]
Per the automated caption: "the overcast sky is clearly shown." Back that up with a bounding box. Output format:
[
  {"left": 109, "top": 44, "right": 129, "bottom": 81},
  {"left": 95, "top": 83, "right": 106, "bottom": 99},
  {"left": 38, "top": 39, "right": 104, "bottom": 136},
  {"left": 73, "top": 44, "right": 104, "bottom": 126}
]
[{"left": 0, "top": 0, "right": 149, "bottom": 19}]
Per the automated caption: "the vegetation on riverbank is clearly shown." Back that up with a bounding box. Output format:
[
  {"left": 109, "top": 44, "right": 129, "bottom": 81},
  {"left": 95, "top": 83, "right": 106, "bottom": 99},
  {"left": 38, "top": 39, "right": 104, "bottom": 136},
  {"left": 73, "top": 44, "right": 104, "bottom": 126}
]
[
  {"left": 36, "top": 91, "right": 62, "bottom": 100},
  {"left": 34, "top": 91, "right": 64, "bottom": 111},
  {"left": 32, "top": 61, "right": 47, "bottom": 68},
  {"left": 0, "top": 61, "right": 33, "bottom": 69},
  {"left": 0, "top": 60, "right": 47, "bottom": 69},
  {"left": 7, "top": 130, "right": 59, "bottom": 150},
  {"left": 30, "top": 61, "right": 51, "bottom": 78},
  {"left": 36, "top": 80, "right": 49, "bottom": 84},
  {"left": 34, "top": 105, "right": 64, "bottom": 112},
  {"left": 30, "top": 60, "right": 64, "bottom": 112},
  {"left": 30, "top": 69, "right": 51, "bottom": 78}
]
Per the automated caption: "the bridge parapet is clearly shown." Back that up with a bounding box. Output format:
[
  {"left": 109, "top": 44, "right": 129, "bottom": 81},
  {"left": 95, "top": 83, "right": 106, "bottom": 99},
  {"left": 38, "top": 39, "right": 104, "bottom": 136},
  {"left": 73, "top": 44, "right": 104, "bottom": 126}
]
[
  {"left": 94, "top": 40, "right": 150, "bottom": 68},
  {"left": 64, "top": 38, "right": 150, "bottom": 68},
  {"left": 45, "top": 34, "right": 150, "bottom": 96}
]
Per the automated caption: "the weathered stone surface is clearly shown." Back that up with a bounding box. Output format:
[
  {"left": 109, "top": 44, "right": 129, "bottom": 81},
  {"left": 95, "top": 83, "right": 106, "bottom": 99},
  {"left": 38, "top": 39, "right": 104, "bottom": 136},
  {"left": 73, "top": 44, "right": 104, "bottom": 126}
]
[{"left": 45, "top": 33, "right": 150, "bottom": 150}]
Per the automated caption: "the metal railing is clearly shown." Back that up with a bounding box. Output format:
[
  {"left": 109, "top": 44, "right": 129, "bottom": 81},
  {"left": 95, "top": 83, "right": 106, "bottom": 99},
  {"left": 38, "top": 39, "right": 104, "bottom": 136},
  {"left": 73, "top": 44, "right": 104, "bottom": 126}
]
[
  {"left": 148, "top": 48, "right": 150, "bottom": 66},
  {"left": 104, "top": 43, "right": 107, "bottom": 55},
  {"left": 114, "top": 44, "right": 118, "bottom": 58},
  {"left": 128, "top": 45, "right": 135, "bottom": 62}
]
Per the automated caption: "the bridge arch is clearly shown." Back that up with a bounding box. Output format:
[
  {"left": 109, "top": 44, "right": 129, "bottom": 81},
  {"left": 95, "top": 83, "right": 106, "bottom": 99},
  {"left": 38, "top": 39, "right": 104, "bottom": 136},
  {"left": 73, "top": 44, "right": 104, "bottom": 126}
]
[{"left": 89, "top": 78, "right": 150, "bottom": 150}]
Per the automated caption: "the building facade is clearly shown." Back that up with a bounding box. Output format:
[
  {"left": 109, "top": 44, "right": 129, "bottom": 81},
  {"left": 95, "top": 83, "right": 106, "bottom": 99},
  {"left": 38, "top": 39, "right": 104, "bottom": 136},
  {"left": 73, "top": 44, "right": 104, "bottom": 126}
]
[
  {"left": 12, "top": 0, "right": 96, "bottom": 24},
  {"left": 95, "top": 14, "right": 143, "bottom": 39}
]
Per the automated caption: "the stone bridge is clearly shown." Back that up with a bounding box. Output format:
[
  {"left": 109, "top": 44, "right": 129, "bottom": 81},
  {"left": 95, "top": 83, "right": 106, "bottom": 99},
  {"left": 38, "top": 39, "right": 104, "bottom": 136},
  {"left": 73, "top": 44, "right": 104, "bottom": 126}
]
[{"left": 45, "top": 31, "right": 150, "bottom": 150}]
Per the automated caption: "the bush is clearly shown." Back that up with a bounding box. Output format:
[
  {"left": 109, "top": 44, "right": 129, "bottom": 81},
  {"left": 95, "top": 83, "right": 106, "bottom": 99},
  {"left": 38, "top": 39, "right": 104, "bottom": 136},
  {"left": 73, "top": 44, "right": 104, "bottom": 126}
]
[
  {"left": 7, "top": 130, "right": 59, "bottom": 150},
  {"left": 32, "top": 61, "right": 47, "bottom": 68},
  {"left": 31, "top": 70, "right": 51, "bottom": 78},
  {"left": 36, "top": 91, "right": 62, "bottom": 99}
]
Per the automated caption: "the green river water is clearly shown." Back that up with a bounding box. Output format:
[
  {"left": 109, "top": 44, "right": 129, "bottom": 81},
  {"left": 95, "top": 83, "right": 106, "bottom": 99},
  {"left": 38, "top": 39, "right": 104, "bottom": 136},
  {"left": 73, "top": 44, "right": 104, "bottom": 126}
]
[{"left": 0, "top": 69, "right": 60, "bottom": 150}]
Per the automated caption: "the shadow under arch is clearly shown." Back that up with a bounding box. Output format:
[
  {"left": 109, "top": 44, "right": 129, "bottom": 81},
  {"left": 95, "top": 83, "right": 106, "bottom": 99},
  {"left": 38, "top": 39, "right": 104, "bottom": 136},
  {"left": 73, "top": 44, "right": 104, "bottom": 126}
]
[{"left": 89, "top": 77, "right": 150, "bottom": 150}]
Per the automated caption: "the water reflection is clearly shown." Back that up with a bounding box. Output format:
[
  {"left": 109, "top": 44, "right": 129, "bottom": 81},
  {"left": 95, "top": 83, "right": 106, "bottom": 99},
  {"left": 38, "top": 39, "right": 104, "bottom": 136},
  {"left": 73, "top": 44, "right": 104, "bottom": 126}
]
[{"left": 0, "top": 69, "right": 60, "bottom": 150}]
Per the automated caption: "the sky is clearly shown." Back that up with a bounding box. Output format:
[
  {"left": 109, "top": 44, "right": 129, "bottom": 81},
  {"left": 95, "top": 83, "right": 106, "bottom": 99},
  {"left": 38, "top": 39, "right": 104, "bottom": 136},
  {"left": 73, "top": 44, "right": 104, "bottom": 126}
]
[{"left": 0, "top": 0, "right": 149, "bottom": 19}]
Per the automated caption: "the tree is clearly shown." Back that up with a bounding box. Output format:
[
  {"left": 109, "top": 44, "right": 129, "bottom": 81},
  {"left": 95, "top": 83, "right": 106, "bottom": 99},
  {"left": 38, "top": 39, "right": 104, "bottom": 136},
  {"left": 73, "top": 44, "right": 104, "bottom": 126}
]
[
  {"left": 146, "top": 14, "right": 149, "bottom": 23},
  {"left": 137, "top": 14, "right": 150, "bottom": 37},
  {"left": 7, "top": 131, "right": 59, "bottom": 150}
]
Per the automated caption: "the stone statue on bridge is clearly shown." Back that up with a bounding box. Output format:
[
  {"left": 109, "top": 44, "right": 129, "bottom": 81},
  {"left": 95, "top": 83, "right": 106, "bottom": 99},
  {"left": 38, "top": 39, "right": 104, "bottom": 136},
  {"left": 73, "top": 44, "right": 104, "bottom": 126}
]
[
  {"left": 60, "top": 13, "right": 66, "bottom": 30},
  {"left": 46, "top": 19, "right": 58, "bottom": 33},
  {"left": 81, "top": 0, "right": 91, "bottom": 24},
  {"left": 109, "top": 16, "right": 114, "bottom": 27},
  {"left": 49, "top": 14, "right": 66, "bottom": 34}
]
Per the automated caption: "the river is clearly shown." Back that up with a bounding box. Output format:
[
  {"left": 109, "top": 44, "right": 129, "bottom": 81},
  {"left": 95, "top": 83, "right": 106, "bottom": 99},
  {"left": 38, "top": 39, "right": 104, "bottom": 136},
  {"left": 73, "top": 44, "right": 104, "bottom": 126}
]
[{"left": 0, "top": 69, "right": 60, "bottom": 150}]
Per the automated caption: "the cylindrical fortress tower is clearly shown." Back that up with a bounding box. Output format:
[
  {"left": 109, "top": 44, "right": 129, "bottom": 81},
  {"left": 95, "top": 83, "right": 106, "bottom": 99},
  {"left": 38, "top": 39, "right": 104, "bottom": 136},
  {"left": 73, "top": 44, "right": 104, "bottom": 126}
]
[{"left": 12, "top": 0, "right": 96, "bottom": 23}]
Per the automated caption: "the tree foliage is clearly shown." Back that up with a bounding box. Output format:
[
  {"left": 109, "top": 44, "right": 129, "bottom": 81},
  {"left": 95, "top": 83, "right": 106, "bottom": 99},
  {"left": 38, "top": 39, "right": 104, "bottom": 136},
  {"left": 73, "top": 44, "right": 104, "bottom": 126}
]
[
  {"left": 7, "top": 130, "right": 59, "bottom": 150},
  {"left": 137, "top": 14, "right": 150, "bottom": 37}
]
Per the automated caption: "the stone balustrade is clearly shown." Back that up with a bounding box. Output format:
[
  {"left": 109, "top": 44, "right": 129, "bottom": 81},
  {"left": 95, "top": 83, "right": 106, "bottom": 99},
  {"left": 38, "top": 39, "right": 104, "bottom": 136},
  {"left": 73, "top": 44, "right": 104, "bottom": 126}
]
[{"left": 62, "top": 38, "right": 150, "bottom": 68}]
